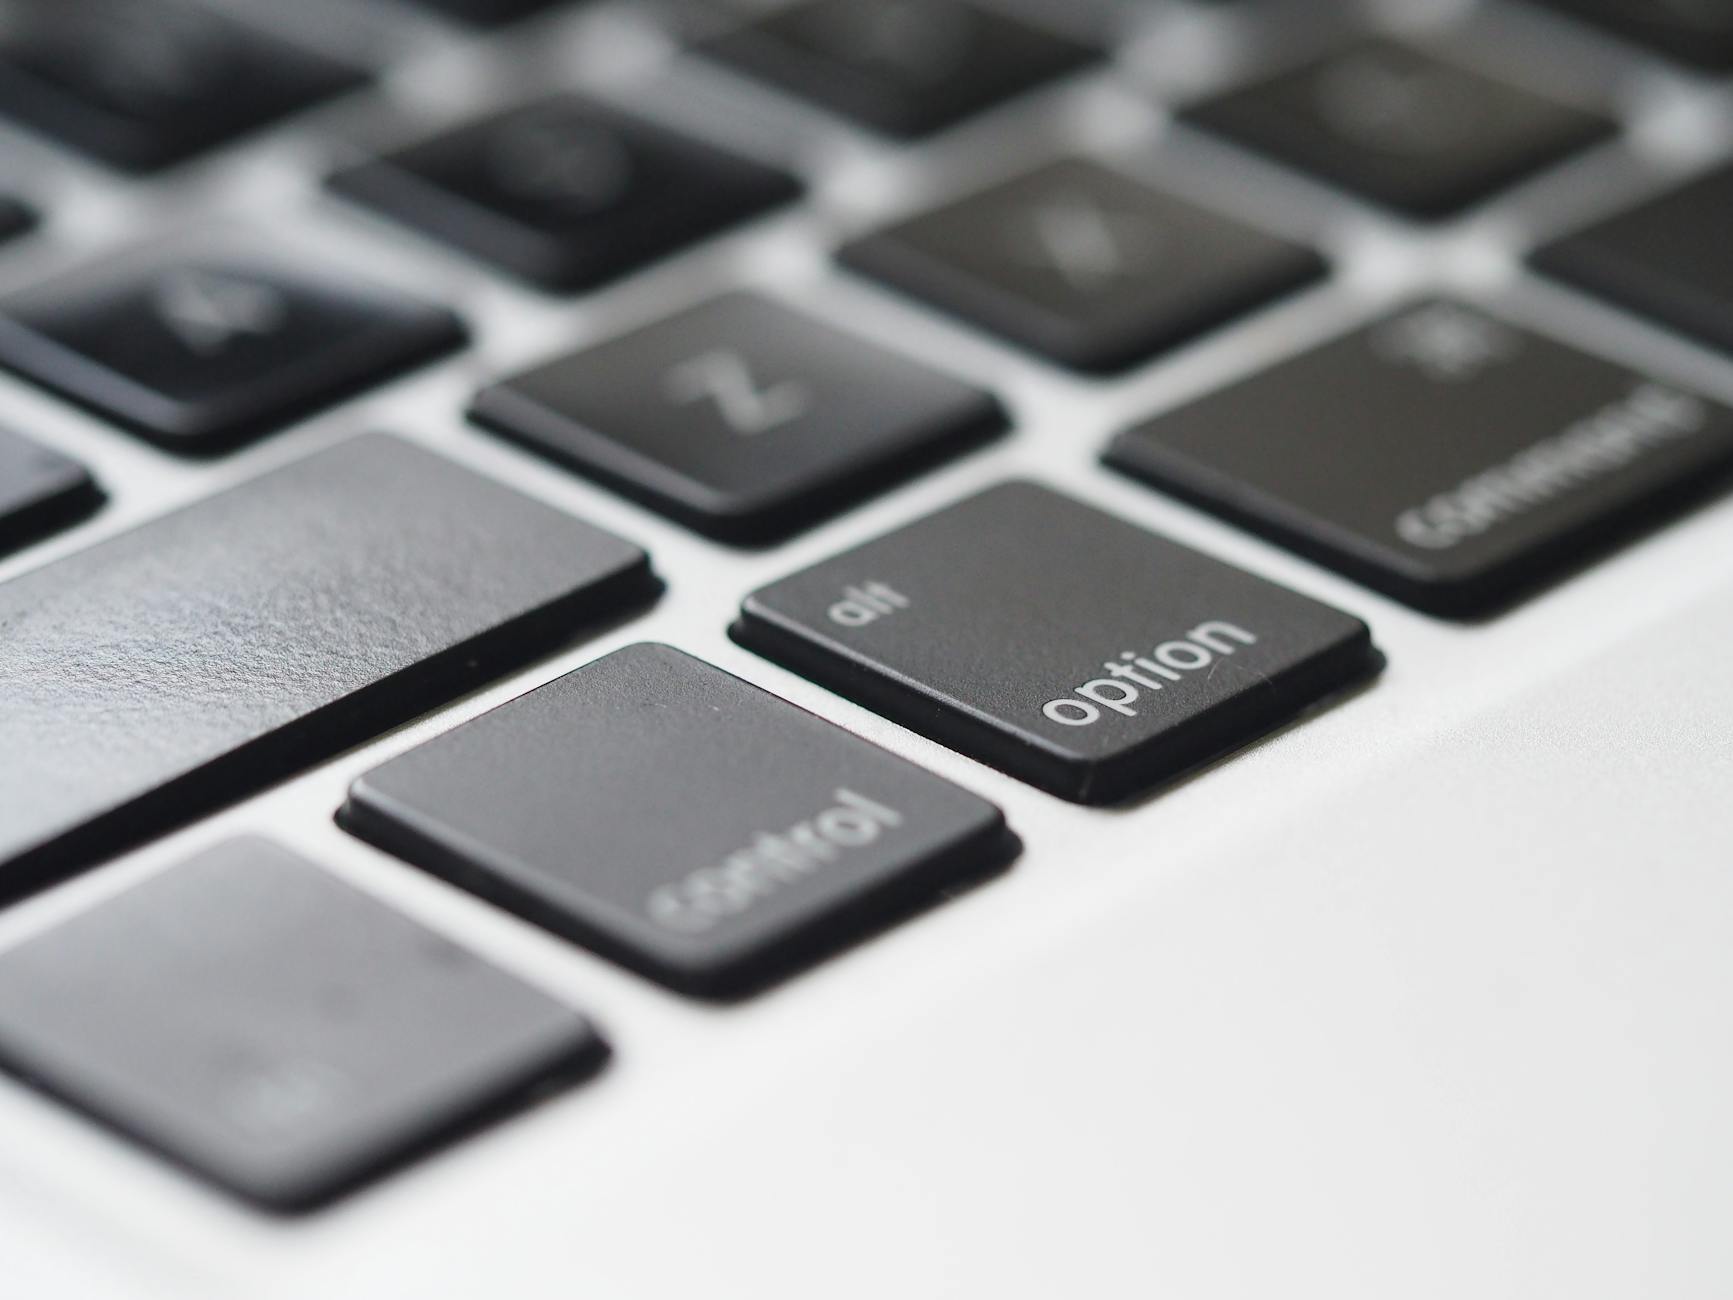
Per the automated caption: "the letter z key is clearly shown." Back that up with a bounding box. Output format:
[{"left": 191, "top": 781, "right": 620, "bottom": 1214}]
[
  {"left": 471, "top": 291, "right": 1004, "bottom": 542},
  {"left": 733, "top": 482, "right": 1381, "bottom": 804}
]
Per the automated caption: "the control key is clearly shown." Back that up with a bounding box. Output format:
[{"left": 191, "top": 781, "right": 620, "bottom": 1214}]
[{"left": 341, "top": 644, "right": 1014, "bottom": 998}]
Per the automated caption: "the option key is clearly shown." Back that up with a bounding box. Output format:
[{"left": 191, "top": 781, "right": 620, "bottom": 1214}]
[{"left": 734, "top": 482, "right": 1381, "bottom": 804}]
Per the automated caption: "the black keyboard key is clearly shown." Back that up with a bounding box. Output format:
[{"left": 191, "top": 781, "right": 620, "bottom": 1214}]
[
  {"left": 733, "top": 483, "right": 1378, "bottom": 804},
  {"left": 1184, "top": 39, "right": 1615, "bottom": 218},
  {"left": 401, "top": 0, "right": 572, "bottom": 25},
  {"left": 329, "top": 96, "right": 802, "bottom": 292},
  {"left": 0, "top": 434, "right": 654, "bottom": 896},
  {"left": 701, "top": 0, "right": 1099, "bottom": 139},
  {"left": 1534, "top": 163, "right": 1733, "bottom": 357},
  {"left": 0, "top": 0, "right": 367, "bottom": 172},
  {"left": 839, "top": 159, "right": 1325, "bottom": 373},
  {"left": 0, "top": 242, "right": 465, "bottom": 452},
  {"left": 0, "top": 427, "right": 98, "bottom": 555},
  {"left": 1106, "top": 301, "right": 1733, "bottom": 616},
  {"left": 0, "top": 196, "right": 35, "bottom": 245},
  {"left": 341, "top": 644, "right": 1014, "bottom": 998},
  {"left": 471, "top": 291, "right": 1007, "bottom": 542},
  {"left": 0, "top": 838, "right": 607, "bottom": 1211},
  {"left": 1525, "top": 0, "right": 1733, "bottom": 70}
]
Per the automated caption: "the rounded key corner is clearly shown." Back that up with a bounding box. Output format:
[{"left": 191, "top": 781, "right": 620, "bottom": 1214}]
[{"left": 230, "top": 1021, "right": 613, "bottom": 1216}]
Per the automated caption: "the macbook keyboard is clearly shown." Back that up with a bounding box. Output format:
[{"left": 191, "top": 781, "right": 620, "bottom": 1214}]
[{"left": 0, "top": 0, "right": 1731, "bottom": 1226}]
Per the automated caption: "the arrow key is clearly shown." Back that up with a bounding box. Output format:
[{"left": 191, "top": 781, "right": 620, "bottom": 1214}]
[{"left": 0, "top": 239, "right": 465, "bottom": 452}]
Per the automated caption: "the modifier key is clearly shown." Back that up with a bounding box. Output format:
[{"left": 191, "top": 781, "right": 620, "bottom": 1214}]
[
  {"left": 733, "top": 483, "right": 1380, "bottom": 804},
  {"left": 1106, "top": 300, "right": 1733, "bottom": 615},
  {"left": 341, "top": 644, "right": 1014, "bottom": 998}
]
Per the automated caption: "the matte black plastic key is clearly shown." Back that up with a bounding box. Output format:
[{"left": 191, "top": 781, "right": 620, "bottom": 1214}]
[
  {"left": 1533, "top": 163, "right": 1733, "bottom": 358},
  {"left": 401, "top": 0, "right": 574, "bottom": 25},
  {"left": 0, "top": 838, "right": 608, "bottom": 1211},
  {"left": 0, "top": 426, "right": 99, "bottom": 556},
  {"left": 471, "top": 291, "right": 1007, "bottom": 542},
  {"left": 0, "top": 0, "right": 367, "bottom": 172},
  {"left": 1184, "top": 38, "right": 1614, "bottom": 218},
  {"left": 0, "top": 241, "right": 465, "bottom": 452},
  {"left": 0, "top": 197, "right": 34, "bottom": 246},
  {"left": 734, "top": 483, "right": 1380, "bottom": 804},
  {"left": 838, "top": 159, "right": 1325, "bottom": 373},
  {"left": 1524, "top": 0, "right": 1733, "bottom": 71},
  {"left": 0, "top": 434, "right": 655, "bottom": 897},
  {"left": 342, "top": 644, "right": 1015, "bottom": 998},
  {"left": 1106, "top": 300, "right": 1733, "bottom": 616},
  {"left": 701, "top": 0, "right": 1099, "bottom": 138},
  {"left": 329, "top": 95, "right": 802, "bottom": 292}
]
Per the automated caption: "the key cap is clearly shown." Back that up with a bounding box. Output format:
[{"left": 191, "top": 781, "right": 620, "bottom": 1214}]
[
  {"left": 1183, "top": 38, "right": 1615, "bottom": 218},
  {"left": 1524, "top": 0, "right": 1733, "bottom": 71},
  {"left": 0, "top": 426, "right": 99, "bottom": 555},
  {"left": 0, "top": 0, "right": 368, "bottom": 172},
  {"left": 0, "top": 434, "right": 655, "bottom": 896},
  {"left": 471, "top": 291, "right": 1007, "bottom": 542},
  {"left": 838, "top": 159, "right": 1325, "bottom": 373},
  {"left": 700, "top": 0, "right": 1099, "bottom": 139},
  {"left": 1105, "top": 300, "right": 1733, "bottom": 616},
  {"left": 0, "top": 196, "right": 35, "bottom": 246},
  {"left": 400, "top": 0, "right": 572, "bottom": 25},
  {"left": 1533, "top": 163, "right": 1733, "bottom": 358},
  {"left": 733, "top": 483, "right": 1379, "bottom": 805},
  {"left": 342, "top": 644, "right": 1014, "bottom": 998},
  {"left": 0, "top": 240, "right": 465, "bottom": 452},
  {"left": 0, "top": 838, "right": 607, "bottom": 1211},
  {"left": 328, "top": 95, "right": 802, "bottom": 292}
]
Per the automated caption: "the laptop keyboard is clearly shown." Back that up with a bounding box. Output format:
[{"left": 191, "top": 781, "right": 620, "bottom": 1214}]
[{"left": 0, "top": 0, "right": 1729, "bottom": 1215}]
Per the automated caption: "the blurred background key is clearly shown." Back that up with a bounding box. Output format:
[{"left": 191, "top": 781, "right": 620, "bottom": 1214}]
[
  {"left": 700, "top": 0, "right": 1100, "bottom": 138},
  {"left": 394, "top": 0, "right": 580, "bottom": 26},
  {"left": 328, "top": 95, "right": 801, "bottom": 291},
  {"left": 1184, "top": 37, "right": 1615, "bottom": 219},
  {"left": 1534, "top": 163, "right": 1733, "bottom": 358},
  {"left": 1522, "top": 0, "right": 1733, "bottom": 70},
  {"left": 0, "top": 240, "right": 466, "bottom": 452},
  {"left": 0, "top": 426, "right": 99, "bottom": 557},
  {"left": 0, "top": 0, "right": 368, "bottom": 172}
]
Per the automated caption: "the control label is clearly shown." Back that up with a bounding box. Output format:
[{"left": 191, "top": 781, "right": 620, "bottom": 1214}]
[{"left": 647, "top": 789, "right": 904, "bottom": 933}]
